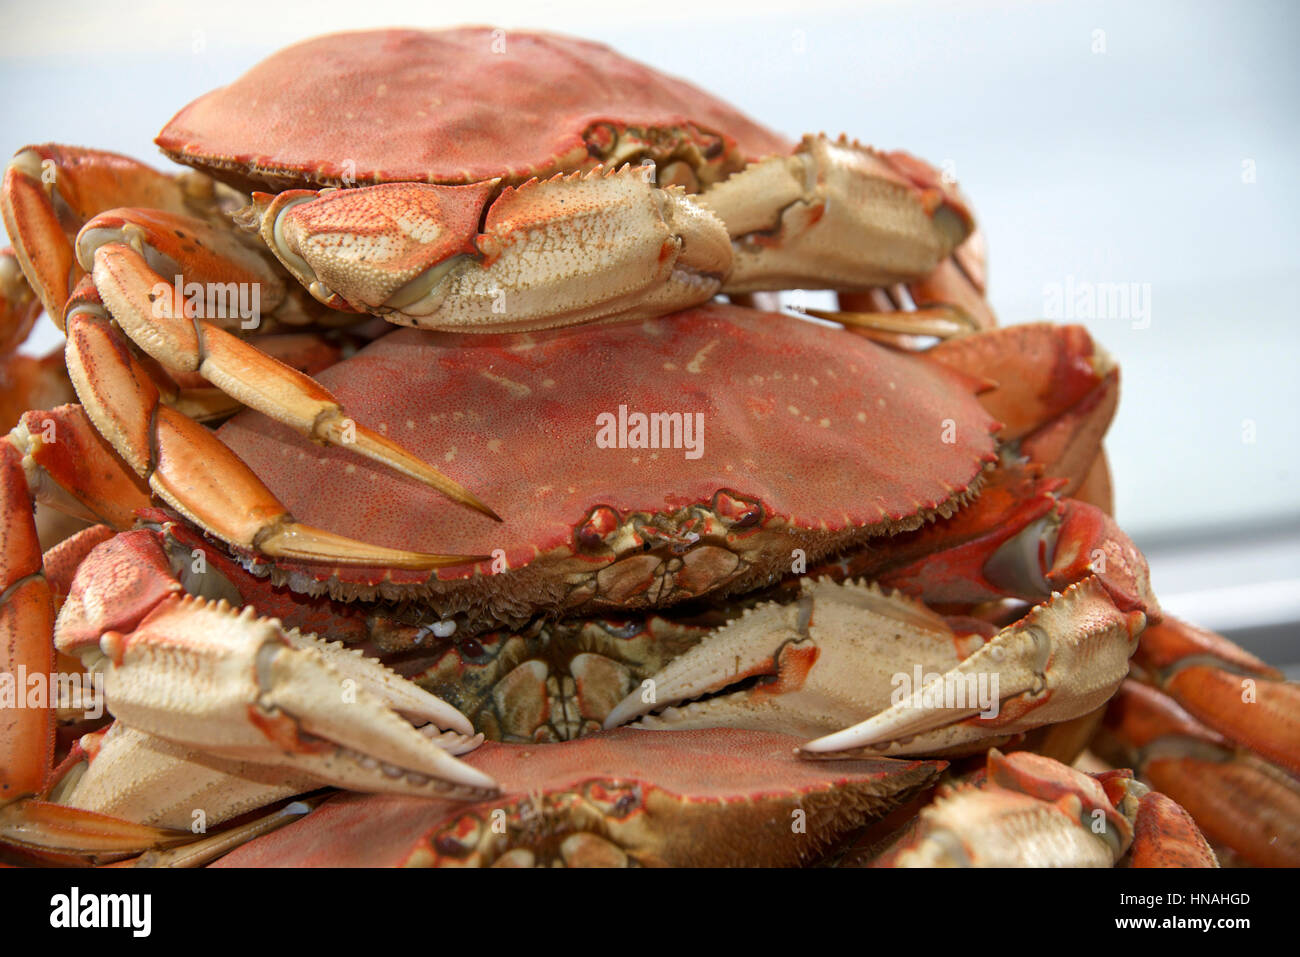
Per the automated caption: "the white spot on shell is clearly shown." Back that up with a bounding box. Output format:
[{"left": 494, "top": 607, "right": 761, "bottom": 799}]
[
  {"left": 480, "top": 371, "right": 531, "bottom": 397},
  {"left": 686, "top": 339, "right": 718, "bottom": 374}
]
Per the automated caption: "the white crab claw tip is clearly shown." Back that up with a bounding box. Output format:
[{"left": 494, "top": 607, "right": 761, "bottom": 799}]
[
  {"left": 436, "top": 755, "right": 498, "bottom": 793},
  {"left": 603, "top": 691, "right": 654, "bottom": 730},
  {"left": 800, "top": 722, "right": 884, "bottom": 755}
]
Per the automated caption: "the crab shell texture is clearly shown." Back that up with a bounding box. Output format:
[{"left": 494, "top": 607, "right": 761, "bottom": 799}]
[
  {"left": 155, "top": 27, "right": 791, "bottom": 193},
  {"left": 209, "top": 728, "right": 947, "bottom": 867},
  {"left": 216, "top": 304, "right": 998, "bottom": 627}
]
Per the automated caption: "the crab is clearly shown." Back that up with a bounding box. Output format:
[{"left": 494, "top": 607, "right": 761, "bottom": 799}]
[
  {"left": 1, "top": 27, "right": 976, "bottom": 574},
  {"left": 0, "top": 27, "right": 1293, "bottom": 867},
  {"left": 0, "top": 299, "right": 1227, "bottom": 865}
]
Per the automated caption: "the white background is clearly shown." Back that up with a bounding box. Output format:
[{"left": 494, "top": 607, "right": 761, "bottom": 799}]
[{"left": 2, "top": 0, "right": 1297, "bottom": 656}]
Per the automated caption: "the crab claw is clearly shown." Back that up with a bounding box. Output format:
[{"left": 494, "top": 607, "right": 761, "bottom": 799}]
[
  {"left": 803, "top": 577, "right": 1144, "bottom": 756},
  {"left": 604, "top": 578, "right": 964, "bottom": 739},
  {"left": 250, "top": 168, "right": 730, "bottom": 332},
  {"left": 873, "top": 750, "right": 1136, "bottom": 867},
  {"left": 606, "top": 576, "right": 1144, "bottom": 760},
  {"left": 61, "top": 594, "right": 498, "bottom": 801}
]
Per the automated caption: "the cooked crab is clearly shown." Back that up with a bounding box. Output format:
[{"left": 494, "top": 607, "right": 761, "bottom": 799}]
[{"left": 0, "top": 26, "right": 1291, "bottom": 869}]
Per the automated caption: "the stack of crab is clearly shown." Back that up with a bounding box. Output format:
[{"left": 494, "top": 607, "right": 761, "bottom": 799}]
[{"left": 0, "top": 28, "right": 1295, "bottom": 867}]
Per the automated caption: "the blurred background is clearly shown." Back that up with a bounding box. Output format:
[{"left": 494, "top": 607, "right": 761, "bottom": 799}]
[{"left": 3, "top": 0, "right": 1297, "bottom": 671}]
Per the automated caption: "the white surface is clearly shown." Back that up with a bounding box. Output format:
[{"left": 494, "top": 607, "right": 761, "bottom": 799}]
[{"left": 2, "top": 0, "right": 1297, "bottom": 556}]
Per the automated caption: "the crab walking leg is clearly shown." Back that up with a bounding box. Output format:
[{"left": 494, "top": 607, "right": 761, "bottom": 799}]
[
  {"left": 0, "top": 442, "right": 56, "bottom": 801},
  {"left": 1095, "top": 770, "right": 1219, "bottom": 868},
  {"left": 1, "top": 145, "right": 230, "bottom": 324},
  {"left": 249, "top": 166, "right": 732, "bottom": 332},
  {"left": 926, "top": 323, "right": 1121, "bottom": 497},
  {"left": 79, "top": 243, "right": 498, "bottom": 520},
  {"left": 0, "top": 246, "right": 44, "bottom": 352},
  {"left": 0, "top": 249, "right": 76, "bottom": 433},
  {"left": 8, "top": 405, "right": 152, "bottom": 530},
  {"left": 63, "top": 278, "right": 340, "bottom": 424},
  {"left": 74, "top": 206, "right": 289, "bottom": 327},
  {"left": 73, "top": 205, "right": 349, "bottom": 334},
  {"left": 1132, "top": 617, "right": 1300, "bottom": 775},
  {"left": 700, "top": 135, "right": 973, "bottom": 293},
  {"left": 60, "top": 313, "right": 485, "bottom": 569},
  {"left": 1097, "top": 680, "right": 1300, "bottom": 866},
  {"left": 828, "top": 231, "right": 997, "bottom": 343}
]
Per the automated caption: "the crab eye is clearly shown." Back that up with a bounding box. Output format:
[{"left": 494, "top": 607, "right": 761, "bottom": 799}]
[{"left": 457, "top": 637, "right": 486, "bottom": 659}]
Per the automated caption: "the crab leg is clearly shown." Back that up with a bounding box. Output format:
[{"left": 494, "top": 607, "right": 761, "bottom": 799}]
[
  {"left": 1, "top": 145, "right": 228, "bottom": 324},
  {"left": 701, "top": 135, "right": 973, "bottom": 293},
  {"left": 0, "top": 246, "right": 44, "bottom": 354},
  {"left": 74, "top": 206, "right": 290, "bottom": 327},
  {"left": 58, "top": 305, "right": 484, "bottom": 567},
  {"left": 1095, "top": 770, "right": 1220, "bottom": 868},
  {"left": 0, "top": 441, "right": 55, "bottom": 802},
  {"left": 77, "top": 242, "right": 497, "bottom": 519},
  {"left": 1131, "top": 617, "right": 1300, "bottom": 775},
  {"left": 0, "top": 496, "right": 196, "bottom": 861},
  {"left": 248, "top": 166, "right": 732, "bottom": 332},
  {"left": 926, "top": 323, "right": 1120, "bottom": 496},
  {"left": 1096, "top": 679, "right": 1300, "bottom": 866},
  {"left": 3, "top": 144, "right": 492, "bottom": 517},
  {"left": 0, "top": 248, "right": 75, "bottom": 433},
  {"left": 827, "top": 230, "right": 996, "bottom": 344},
  {"left": 1, "top": 519, "right": 495, "bottom": 862},
  {"left": 801, "top": 490, "right": 1156, "bottom": 755}
]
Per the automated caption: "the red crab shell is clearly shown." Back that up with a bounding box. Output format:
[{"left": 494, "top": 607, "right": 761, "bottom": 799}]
[
  {"left": 215, "top": 304, "right": 998, "bottom": 626},
  {"left": 155, "top": 27, "right": 791, "bottom": 192},
  {"left": 209, "top": 728, "right": 947, "bottom": 867}
]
